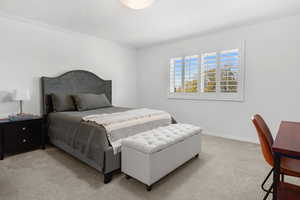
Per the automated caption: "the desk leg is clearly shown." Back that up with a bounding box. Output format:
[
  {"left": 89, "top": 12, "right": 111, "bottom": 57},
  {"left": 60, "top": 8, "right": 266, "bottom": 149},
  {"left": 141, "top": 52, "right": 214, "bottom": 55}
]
[
  {"left": 273, "top": 152, "right": 281, "bottom": 200},
  {"left": 0, "top": 130, "right": 3, "bottom": 160},
  {"left": 0, "top": 146, "right": 3, "bottom": 160},
  {"left": 41, "top": 120, "right": 46, "bottom": 150}
]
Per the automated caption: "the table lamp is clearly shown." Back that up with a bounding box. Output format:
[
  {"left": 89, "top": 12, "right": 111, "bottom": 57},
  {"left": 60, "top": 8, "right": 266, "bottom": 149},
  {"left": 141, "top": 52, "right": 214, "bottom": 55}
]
[{"left": 13, "top": 89, "right": 30, "bottom": 115}]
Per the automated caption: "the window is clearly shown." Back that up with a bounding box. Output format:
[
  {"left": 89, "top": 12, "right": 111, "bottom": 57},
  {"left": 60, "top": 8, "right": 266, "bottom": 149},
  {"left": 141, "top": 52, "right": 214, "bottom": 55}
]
[
  {"left": 170, "top": 56, "right": 199, "bottom": 93},
  {"left": 170, "top": 57, "right": 183, "bottom": 93},
  {"left": 184, "top": 56, "right": 199, "bottom": 93},
  {"left": 169, "top": 46, "right": 244, "bottom": 101},
  {"left": 201, "top": 52, "right": 217, "bottom": 93},
  {"left": 220, "top": 49, "right": 239, "bottom": 93}
]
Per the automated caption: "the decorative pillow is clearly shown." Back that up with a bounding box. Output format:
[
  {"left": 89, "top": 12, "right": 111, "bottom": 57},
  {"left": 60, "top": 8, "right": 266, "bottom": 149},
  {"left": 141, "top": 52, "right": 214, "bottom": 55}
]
[
  {"left": 72, "top": 93, "right": 112, "bottom": 111},
  {"left": 51, "top": 93, "right": 76, "bottom": 112}
]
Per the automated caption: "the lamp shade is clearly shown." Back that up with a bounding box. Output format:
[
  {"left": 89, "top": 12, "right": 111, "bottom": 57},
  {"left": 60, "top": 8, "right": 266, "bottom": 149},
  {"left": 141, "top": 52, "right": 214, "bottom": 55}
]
[
  {"left": 13, "top": 89, "right": 30, "bottom": 101},
  {"left": 120, "top": 0, "right": 154, "bottom": 10}
]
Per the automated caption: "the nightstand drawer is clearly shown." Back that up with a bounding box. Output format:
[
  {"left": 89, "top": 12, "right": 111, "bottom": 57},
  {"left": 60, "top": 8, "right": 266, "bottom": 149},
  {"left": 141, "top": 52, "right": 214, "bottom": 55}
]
[{"left": 3, "top": 120, "right": 42, "bottom": 153}]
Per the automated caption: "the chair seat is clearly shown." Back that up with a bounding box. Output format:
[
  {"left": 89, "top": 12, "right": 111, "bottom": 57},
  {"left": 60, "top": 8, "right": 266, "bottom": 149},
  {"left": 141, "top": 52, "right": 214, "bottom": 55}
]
[{"left": 281, "top": 157, "right": 300, "bottom": 178}]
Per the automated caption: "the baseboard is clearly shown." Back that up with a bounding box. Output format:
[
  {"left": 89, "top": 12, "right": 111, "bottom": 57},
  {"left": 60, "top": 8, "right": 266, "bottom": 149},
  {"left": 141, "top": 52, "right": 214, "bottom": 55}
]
[{"left": 202, "top": 130, "right": 258, "bottom": 144}]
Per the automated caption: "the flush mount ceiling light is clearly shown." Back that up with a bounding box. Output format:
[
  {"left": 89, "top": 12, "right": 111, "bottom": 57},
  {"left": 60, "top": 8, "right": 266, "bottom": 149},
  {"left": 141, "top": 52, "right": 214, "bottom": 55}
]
[{"left": 120, "top": 0, "right": 154, "bottom": 10}]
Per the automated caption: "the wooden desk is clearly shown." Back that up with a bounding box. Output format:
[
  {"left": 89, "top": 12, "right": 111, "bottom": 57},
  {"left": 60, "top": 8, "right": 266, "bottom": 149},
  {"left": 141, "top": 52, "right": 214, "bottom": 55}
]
[{"left": 272, "top": 121, "right": 300, "bottom": 200}]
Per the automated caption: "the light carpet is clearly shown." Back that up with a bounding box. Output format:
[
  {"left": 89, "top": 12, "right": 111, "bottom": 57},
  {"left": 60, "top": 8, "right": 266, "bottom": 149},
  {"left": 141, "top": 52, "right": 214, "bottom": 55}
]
[{"left": 1, "top": 135, "right": 298, "bottom": 200}]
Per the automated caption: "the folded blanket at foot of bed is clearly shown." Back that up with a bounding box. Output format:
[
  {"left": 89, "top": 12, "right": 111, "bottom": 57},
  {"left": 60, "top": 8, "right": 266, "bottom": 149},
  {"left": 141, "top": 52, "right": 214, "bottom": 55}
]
[{"left": 82, "top": 108, "right": 172, "bottom": 154}]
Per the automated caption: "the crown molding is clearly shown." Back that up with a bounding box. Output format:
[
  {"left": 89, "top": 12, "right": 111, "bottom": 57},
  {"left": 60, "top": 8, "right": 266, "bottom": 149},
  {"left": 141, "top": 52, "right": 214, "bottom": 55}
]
[{"left": 0, "top": 11, "right": 136, "bottom": 50}]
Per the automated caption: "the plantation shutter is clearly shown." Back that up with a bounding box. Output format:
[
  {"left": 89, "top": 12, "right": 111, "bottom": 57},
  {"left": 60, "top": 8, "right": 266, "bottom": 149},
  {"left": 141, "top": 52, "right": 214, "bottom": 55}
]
[
  {"left": 168, "top": 42, "right": 244, "bottom": 100},
  {"left": 200, "top": 52, "right": 217, "bottom": 93},
  {"left": 170, "top": 57, "right": 184, "bottom": 93},
  {"left": 184, "top": 55, "right": 199, "bottom": 93},
  {"left": 219, "top": 49, "right": 240, "bottom": 93}
]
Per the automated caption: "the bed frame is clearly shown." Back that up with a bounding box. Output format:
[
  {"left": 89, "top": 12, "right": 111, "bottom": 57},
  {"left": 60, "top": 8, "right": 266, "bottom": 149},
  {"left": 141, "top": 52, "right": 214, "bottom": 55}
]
[
  {"left": 41, "top": 70, "right": 117, "bottom": 183},
  {"left": 41, "top": 70, "right": 112, "bottom": 115}
]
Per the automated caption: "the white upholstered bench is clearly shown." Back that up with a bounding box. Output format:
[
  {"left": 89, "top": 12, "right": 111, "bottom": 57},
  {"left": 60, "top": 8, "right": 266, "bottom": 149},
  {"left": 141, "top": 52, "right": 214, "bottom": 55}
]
[{"left": 121, "top": 124, "right": 202, "bottom": 191}]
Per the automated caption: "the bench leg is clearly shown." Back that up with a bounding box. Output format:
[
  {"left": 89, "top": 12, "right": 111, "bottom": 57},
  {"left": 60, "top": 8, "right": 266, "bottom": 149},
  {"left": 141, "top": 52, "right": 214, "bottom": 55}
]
[
  {"left": 146, "top": 185, "right": 152, "bottom": 191},
  {"left": 125, "top": 174, "right": 131, "bottom": 180},
  {"left": 104, "top": 172, "right": 113, "bottom": 184}
]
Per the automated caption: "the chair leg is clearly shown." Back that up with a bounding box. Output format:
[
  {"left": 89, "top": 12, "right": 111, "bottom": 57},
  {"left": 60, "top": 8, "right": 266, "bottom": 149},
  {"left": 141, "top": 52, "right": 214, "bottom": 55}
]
[
  {"left": 263, "top": 183, "right": 273, "bottom": 200},
  {"left": 281, "top": 173, "right": 284, "bottom": 182},
  {"left": 261, "top": 168, "right": 274, "bottom": 193}
]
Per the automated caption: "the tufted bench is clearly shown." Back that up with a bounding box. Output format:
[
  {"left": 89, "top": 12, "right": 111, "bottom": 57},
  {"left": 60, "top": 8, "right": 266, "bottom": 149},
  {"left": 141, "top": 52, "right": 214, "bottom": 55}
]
[{"left": 121, "top": 124, "right": 202, "bottom": 191}]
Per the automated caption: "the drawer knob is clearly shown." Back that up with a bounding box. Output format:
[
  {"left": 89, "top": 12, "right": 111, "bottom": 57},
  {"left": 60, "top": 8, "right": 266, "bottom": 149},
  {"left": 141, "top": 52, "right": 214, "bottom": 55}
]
[
  {"left": 22, "top": 127, "right": 27, "bottom": 131},
  {"left": 22, "top": 139, "right": 27, "bottom": 143}
]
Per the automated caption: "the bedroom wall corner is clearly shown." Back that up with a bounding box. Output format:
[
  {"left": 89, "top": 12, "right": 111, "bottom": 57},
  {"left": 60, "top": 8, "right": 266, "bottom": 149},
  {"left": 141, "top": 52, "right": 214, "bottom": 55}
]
[{"left": 0, "top": 15, "right": 138, "bottom": 117}]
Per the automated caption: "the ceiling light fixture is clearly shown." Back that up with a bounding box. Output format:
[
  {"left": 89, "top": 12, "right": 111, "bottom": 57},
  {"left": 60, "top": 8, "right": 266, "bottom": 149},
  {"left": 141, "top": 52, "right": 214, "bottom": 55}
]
[{"left": 120, "top": 0, "right": 154, "bottom": 10}]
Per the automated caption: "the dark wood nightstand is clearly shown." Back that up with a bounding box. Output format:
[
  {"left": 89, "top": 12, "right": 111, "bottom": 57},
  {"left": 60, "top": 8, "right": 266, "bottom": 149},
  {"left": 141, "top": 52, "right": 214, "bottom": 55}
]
[{"left": 0, "top": 117, "right": 45, "bottom": 160}]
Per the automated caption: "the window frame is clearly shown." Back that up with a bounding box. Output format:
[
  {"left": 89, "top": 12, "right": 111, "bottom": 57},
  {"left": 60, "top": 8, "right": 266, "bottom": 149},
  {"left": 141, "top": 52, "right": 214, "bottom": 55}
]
[{"left": 167, "top": 41, "right": 245, "bottom": 102}]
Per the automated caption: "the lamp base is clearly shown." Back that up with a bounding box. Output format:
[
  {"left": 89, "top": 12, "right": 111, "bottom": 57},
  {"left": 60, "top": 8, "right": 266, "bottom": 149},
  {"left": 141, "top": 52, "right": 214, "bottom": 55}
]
[
  {"left": 16, "top": 113, "right": 27, "bottom": 116},
  {"left": 19, "top": 100, "right": 23, "bottom": 115},
  {"left": 9, "top": 114, "right": 39, "bottom": 122}
]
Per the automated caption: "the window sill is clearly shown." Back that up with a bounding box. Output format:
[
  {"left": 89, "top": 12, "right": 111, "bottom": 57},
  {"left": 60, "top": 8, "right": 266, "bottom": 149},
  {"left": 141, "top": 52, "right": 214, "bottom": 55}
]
[{"left": 167, "top": 93, "right": 244, "bottom": 102}]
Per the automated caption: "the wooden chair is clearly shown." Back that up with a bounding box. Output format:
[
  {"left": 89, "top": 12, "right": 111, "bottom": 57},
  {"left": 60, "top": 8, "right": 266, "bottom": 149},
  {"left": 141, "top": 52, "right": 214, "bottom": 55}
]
[{"left": 252, "top": 114, "right": 300, "bottom": 199}]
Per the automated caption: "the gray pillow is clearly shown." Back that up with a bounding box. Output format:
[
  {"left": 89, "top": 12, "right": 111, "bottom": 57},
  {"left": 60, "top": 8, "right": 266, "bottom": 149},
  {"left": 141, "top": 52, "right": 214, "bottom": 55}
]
[
  {"left": 51, "top": 93, "right": 76, "bottom": 112},
  {"left": 72, "top": 93, "right": 112, "bottom": 111}
]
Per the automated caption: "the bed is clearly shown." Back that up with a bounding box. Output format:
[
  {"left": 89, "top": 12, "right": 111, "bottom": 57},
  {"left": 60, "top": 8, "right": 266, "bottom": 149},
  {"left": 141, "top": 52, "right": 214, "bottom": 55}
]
[{"left": 41, "top": 70, "right": 173, "bottom": 183}]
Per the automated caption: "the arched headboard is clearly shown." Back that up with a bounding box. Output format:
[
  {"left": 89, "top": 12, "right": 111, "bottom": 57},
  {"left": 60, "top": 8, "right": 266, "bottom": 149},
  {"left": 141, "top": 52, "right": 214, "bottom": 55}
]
[{"left": 41, "top": 70, "right": 112, "bottom": 115}]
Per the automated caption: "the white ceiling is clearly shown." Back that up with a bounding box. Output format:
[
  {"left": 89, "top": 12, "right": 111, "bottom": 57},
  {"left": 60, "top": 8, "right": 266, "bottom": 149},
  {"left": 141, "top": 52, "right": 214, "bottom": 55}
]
[{"left": 0, "top": 0, "right": 300, "bottom": 48}]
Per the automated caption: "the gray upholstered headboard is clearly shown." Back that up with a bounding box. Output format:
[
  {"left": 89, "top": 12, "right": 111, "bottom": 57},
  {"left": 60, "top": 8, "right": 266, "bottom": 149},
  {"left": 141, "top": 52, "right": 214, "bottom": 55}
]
[{"left": 41, "top": 70, "right": 112, "bottom": 115}]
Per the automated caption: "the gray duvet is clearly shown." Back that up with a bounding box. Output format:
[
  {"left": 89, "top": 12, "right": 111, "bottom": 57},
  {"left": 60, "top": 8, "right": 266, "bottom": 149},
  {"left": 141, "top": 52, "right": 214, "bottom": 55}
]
[{"left": 48, "top": 107, "right": 173, "bottom": 174}]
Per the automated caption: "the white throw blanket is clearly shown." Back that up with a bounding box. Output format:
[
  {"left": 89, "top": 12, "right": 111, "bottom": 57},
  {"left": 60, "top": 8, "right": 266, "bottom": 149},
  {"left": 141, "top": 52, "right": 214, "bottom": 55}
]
[{"left": 82, "top": 108, "right": 172, "bottom": 154}]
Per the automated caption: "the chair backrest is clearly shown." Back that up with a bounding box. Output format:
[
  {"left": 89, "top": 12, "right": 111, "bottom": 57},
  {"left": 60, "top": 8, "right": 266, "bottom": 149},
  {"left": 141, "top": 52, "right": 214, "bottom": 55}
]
[{"left": 252, "top": 114, "right": 274, "bottom": 167}]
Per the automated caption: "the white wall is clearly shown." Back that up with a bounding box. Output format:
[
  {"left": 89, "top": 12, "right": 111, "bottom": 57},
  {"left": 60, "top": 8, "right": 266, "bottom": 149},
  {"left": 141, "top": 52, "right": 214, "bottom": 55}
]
[
  {"left": 0, "top": 15, "right": 137, "bottom": 117},
  {"left": 1, "top": 12, "right": 299, "bottom": 143},
  {"left": 137, "top": 14, "right": 300, "bottom": 143}
]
